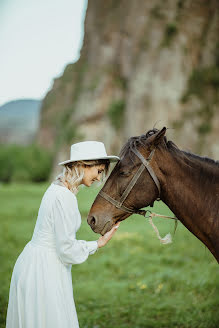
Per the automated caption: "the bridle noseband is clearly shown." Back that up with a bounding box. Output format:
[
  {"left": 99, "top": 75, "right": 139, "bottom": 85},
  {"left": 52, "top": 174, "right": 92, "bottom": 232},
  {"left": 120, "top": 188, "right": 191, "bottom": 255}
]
[{"left": 99, "top": 147, "right": 161, "bottom": 216}]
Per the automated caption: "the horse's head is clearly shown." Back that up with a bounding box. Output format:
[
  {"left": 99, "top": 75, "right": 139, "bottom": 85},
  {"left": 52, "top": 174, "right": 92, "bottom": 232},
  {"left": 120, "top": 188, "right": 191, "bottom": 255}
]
[{"left": 87, "top": 127, "right": 167, "bottom": 235}]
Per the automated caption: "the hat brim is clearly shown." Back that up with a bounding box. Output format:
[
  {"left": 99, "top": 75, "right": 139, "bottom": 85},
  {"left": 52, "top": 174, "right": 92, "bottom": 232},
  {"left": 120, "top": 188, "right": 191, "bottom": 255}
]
[{"left": 58, "top": 156, "right": 120, "bottom": 166}]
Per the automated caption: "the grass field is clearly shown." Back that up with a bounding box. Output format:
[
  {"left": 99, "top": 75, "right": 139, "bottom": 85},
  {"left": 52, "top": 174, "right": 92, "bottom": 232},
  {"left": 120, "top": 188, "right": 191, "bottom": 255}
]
[{"left": 0, "top": 183, "right": 218, "bottom": 328}]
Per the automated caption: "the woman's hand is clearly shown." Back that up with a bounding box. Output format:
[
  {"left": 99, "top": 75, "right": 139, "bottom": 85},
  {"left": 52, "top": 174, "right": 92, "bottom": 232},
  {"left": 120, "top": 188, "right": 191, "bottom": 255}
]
[{"left": 97, "top": 222, "right": 120, "bottom": 248}]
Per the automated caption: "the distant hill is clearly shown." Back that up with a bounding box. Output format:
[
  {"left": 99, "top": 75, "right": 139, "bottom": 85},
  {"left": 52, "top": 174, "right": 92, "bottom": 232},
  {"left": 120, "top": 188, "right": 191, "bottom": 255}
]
[{"left": 0, "top": 99, "right": 42, "bottom": 145}]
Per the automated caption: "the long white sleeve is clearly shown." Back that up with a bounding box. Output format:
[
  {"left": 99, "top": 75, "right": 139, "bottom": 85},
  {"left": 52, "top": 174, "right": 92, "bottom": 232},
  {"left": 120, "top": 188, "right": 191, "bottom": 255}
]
[{"left": 53, "top": 189, "right": 98, "bottom": 265}]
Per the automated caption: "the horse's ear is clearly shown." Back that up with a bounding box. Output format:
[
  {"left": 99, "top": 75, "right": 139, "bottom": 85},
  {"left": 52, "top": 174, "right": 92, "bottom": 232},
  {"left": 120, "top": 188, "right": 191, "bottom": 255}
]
[{"left": 150, "top": 127, "right": 167, "bottom": 147}]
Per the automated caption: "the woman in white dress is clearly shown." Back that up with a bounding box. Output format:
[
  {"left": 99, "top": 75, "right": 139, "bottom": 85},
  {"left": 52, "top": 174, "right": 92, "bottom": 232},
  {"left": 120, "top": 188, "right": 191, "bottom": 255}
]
[{"left": 6, "top": 141, "right": 120, "bottom": 328}]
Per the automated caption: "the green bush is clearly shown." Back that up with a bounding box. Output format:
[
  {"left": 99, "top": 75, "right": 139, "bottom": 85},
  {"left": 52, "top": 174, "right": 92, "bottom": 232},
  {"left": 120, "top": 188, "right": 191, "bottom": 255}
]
[
  {"left": 0, "top": 144, "right": 52, "bottom": 183},
  {"left": 0, "top": 147, "right": 13, "bottom": 183},
  {"left": 107, "top": 100, "right": 126, "bottom": 130},
  {"left": 162, "top": 22, "right": 178, "bottom": 47},
  {"left": 182, "top": 66, "right": 219, "bottom": 102}
]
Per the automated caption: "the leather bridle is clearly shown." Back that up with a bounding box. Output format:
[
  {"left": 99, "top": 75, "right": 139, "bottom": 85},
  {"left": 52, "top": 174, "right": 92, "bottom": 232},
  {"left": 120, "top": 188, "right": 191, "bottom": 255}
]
[{"left": 99, "top": 147, "right": 161, "bottom": 217}]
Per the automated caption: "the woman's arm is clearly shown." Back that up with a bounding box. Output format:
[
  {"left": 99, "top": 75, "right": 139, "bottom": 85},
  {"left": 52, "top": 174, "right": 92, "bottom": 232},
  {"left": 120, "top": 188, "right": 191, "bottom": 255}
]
[{"left": 53, "top": 192, "right": 98, "bottom": 265}]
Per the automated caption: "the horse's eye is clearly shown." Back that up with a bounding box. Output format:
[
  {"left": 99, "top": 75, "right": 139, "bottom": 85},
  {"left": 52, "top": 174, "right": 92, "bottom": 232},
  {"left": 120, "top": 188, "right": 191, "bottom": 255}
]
[{"left": 120, "top": 171, "right": 130, "bottom": 177}]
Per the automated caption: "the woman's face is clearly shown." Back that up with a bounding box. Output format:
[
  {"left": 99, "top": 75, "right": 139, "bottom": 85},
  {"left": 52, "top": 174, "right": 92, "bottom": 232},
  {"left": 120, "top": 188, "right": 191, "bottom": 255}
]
[{"left": 82, "top": 164, "right": 106, "bottom": 187}]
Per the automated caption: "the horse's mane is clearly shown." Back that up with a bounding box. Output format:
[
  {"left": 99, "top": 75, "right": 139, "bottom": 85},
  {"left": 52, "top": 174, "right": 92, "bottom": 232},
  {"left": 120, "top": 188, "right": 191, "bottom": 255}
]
[
  {"left": 120, "top": 129, "right": 160, "bottom": 160},
  {"left": 167, "top": 140, "right": 219, "bottom": 168},
  {"left": 120, "top": 128, "right": 219, "bottom": 168}
]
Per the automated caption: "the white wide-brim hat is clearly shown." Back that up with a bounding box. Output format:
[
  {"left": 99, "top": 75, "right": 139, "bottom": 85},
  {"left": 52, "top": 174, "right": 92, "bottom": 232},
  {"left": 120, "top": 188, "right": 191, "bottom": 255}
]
[{"left": 58, "top": 141, "right": 120, "bottom": 166}]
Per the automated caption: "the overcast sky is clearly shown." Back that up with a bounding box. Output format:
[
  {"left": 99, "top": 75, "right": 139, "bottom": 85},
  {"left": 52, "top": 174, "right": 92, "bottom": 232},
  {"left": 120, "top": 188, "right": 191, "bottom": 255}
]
[{"left": 0, "top": 0, "right": 87, "bottom": 106}]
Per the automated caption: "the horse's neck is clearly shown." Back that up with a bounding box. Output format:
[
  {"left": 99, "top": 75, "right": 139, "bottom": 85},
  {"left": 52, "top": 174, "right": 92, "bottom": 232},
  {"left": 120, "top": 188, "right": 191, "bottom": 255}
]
[
  {"left": 159, "top": 149, "right": 219, "bottom": 259},
  {"left": 161, "top": 152, "right": 219, "bottom": 213}
]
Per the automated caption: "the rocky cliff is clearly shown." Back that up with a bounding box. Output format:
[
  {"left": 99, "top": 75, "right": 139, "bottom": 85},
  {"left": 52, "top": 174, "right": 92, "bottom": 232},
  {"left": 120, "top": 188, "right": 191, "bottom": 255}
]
[{"left": 37, "top": 0, "right": 219, "bottom": 176}]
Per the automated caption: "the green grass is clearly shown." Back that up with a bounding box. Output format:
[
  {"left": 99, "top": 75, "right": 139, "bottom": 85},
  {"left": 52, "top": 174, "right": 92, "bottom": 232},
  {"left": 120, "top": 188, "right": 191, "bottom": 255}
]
[{"left": 0, "top": 183, "right": 218, "bottom": 328}]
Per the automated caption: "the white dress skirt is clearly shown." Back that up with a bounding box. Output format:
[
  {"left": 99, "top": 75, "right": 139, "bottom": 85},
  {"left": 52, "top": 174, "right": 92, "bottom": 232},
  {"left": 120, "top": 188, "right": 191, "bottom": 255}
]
[{"left": 6, "top": 183, "right": 98, "bottom": 328}]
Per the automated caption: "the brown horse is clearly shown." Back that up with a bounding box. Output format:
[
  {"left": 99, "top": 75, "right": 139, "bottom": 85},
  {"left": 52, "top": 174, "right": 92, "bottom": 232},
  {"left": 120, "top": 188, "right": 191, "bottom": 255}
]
[{"left": 88, "top": 127, "right": 219, "bottom": 262}]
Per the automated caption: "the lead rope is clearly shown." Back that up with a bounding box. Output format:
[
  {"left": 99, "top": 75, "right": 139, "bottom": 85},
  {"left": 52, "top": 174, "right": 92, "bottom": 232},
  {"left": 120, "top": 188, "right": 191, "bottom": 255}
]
[{"left": 145, "top": 212, "right": 178, "bottom": 245}]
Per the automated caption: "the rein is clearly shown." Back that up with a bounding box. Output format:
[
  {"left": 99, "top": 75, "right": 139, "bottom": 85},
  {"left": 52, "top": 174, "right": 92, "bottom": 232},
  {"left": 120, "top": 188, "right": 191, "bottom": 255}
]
[{"left": 99, "top": 147, "right": 177, "bottom": 243}]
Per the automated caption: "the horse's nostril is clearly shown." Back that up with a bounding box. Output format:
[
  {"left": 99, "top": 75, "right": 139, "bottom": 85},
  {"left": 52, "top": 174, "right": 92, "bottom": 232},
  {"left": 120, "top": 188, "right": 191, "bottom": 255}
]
[
  {"left": 88, "top": 215, "right": 97, "bottom": 227},
  {"left": 91, "top": 216, "right": 96, "bottom": 226}
]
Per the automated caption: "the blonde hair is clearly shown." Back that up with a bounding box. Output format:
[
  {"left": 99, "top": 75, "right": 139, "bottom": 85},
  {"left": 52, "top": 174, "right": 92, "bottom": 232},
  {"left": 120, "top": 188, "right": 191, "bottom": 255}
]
[{"left": 55, "top": 159, "right": 110, "bottom": 194}]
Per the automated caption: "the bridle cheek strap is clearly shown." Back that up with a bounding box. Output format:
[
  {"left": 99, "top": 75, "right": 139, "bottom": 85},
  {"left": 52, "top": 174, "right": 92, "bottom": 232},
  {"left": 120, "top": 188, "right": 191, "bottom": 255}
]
[
  {"left": 119, "top": 163, "right": 145, "bottom": 204},
  {"left": 131, "top": 148, "right": 161, "bottom": 195},
  {"left": 99, "top": 148, "right": 161, "bottom": 216},
  {"left": 99, "top": 163, "right": 147, "bottom": 215}
]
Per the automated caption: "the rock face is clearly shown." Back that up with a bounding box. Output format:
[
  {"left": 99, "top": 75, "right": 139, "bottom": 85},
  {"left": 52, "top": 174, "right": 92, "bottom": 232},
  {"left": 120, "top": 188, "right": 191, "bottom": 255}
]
[{"left": 37, "top": 0, "right": 219, "bottom": 177}]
